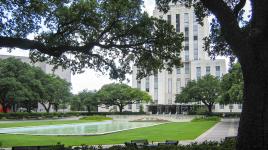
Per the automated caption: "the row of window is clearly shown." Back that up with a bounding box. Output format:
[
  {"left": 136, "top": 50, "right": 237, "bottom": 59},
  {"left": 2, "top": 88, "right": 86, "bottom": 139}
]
[
  {"left": 167, "top": 13, "right": 199, "bottom": 61},
  {"left": 196, "top": 66, "right": 221, "bottom": 79},
  {"left": 219, "top": 104, "right": 242, "bottom": 110}
]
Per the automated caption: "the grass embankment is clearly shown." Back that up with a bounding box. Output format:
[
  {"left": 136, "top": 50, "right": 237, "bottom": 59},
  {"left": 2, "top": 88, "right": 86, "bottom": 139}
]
[
  {"left": 0, "top": 120, "right": 218, "bottom": 147},
  {"left": 0, "top": 115, "right": 112, "bottom": 128}
]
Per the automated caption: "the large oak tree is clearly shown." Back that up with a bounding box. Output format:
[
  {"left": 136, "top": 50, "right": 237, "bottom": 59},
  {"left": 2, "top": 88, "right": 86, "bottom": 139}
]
[
  {"left": 0, "top": 0, "right": 183, "bottom": 80},
  {"left": 156, "top": 0, "right": 268, "bottom": 149}
]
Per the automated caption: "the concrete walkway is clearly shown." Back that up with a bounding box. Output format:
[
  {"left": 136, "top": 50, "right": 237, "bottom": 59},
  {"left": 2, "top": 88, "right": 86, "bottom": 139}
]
[{"left": 195, "top": 118, "right": 239, "bottom": 143}]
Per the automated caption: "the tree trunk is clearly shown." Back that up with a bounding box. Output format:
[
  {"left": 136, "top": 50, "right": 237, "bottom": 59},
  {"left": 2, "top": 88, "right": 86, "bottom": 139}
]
[
  {"left": 207, "top": 104, "right": 213, "bottom": 114},
  {"left": 41, "top": 103, "right": 51, "bottom": 113},
  {"left": 54, "top": 104, "right": 58, "bottom": 112},
  {"left": 236, "top": 42, "right": 268, "bottom": 149},
  {"left": 118, "top": 105, "right": 123, "bottom": 113},
  {"left": 87, "top": 106, "right": 91, "bottom": 113}
]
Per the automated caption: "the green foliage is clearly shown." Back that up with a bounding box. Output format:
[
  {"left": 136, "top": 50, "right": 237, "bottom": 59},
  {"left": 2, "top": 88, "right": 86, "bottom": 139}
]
[
  {"left": 0, "top": 0, "right": 183, "bottom": 80},
  {"left": 71, "top": 90, "right": 98, "bottom": 112},
  {"left": 0, "top": 112, "right": 146, "bottom": 120},
  {"left": 220, "top": 63, "right": 243, "bottom": 104},
  {"left": 176, "top": 75, "right": 221, "bottom": 113},
  {"left": 192, "top": 116, "right": 220, "bottom": 122},
  {"left": 0, "top": 57, "right": 71, "bottom": 113},
  {"left": 97, "top": 83, "right": 152, "bottom": 112},
  {"left": 79, "top": 115, "right": 112, "bottom": 121}
]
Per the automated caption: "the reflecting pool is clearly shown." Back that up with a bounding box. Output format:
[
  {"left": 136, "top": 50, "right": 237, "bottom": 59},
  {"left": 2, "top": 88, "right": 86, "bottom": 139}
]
[{"left": 0, "top": 120, "right": 163, "bottom": 135}]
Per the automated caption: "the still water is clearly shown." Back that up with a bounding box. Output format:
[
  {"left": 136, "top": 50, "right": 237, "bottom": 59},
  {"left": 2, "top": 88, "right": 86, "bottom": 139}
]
[{"left": 0, "top": 120, "right": 161, "bottom": 135}]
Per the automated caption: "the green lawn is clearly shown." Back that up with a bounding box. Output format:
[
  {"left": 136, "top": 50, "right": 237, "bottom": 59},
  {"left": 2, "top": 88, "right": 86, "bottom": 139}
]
[
  {"left": 0, "top": 121, "right": 217, "bottom": 147},
  {"left": 0, "top": 120, "right": 102, "bottom": 128}
]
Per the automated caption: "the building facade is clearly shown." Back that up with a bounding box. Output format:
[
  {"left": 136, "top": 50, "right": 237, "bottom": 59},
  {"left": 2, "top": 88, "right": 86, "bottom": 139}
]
[
  {"left": 0, "top": 54, "right": 71, "bottom": 112},
  {"left": 130, "top": 4, "right": 241, "bottom": 114}
]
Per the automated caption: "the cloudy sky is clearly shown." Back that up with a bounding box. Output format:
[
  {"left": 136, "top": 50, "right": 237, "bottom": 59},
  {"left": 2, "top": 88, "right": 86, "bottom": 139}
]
[{"left": 0, "top": 1, "right": 156, "bottom": 94}]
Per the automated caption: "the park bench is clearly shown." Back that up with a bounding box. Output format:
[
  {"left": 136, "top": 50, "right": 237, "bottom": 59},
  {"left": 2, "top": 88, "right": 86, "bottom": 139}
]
[{"left": 158, "top": 140, "right": 179, "bottom": 146}]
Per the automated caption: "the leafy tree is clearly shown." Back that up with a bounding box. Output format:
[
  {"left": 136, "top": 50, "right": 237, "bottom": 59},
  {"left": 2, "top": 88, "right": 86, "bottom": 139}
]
[
  {"left": 156, "top": 0, "right": 268, "bottom": 148},
  {"left": 39, "top": 75, "right": 71, "bottom": 113},
  {"left": 0, "top": 0, "right": 183, "bottom": 80},
  {"left": 0, "top": 58, "right": 41, "bottom": 112},
  {"left": 77, "top": 90, "right": 98, "bottom": 113},
  {"left": 220, "top": 63, "right": 243, "bottom": 104},
  {"left": 70, "top": 94, "right": 84, "bottom": 111},
  {"left": 176, "top": 75, "right": 221, "bottom": 114},
  {"left": 97, "top": 83, "right": 151, "bottom": 113}
]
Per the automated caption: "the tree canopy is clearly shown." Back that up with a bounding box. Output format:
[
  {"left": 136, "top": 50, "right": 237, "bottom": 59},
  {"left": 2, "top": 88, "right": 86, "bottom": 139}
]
[
  {"left": 0, "top": 57, "right": 71, "bottom": 113},
  {"left": 220, "top": 63, "right": 243, "bottom": 104},
  {"left": 176, "top": 75, "right": 221, "bottom": 113},
  {"left": 0, "top": 0, "right": 183, "bottom": 80},
  {"left": 75, "top": 90, "right": 98, "bottom": 112},
  {"left": 97, "top": 83, "right": 151, "bottom": 113}
]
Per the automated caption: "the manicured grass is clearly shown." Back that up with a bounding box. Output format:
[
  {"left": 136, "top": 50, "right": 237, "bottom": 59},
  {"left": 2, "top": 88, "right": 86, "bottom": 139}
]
[
  {"left": 0, "top": 119, "right": 107, "bottom": 128},
  {"left": 0, "top": 121, "right": 217, "bottom": 147}
]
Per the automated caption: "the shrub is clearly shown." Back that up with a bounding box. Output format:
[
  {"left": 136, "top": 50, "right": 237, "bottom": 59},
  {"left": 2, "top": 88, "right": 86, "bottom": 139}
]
[
  {"left": 191, "top": 116, "right": 220, "bottom": 122},
  {"left": 0, "top": 112, "right": 146, "bottom": 120},
  {"left": 79, "top": 115, "right": 112, "bottom": 121}
]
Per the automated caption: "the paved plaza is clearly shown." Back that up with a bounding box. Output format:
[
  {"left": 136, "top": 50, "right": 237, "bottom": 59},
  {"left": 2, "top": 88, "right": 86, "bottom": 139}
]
[{"left": 195, "top": 118, "right": 239, "bottom": 143}]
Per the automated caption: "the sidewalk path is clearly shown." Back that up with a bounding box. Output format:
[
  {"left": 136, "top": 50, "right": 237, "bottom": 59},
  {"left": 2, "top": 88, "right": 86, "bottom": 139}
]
[{"left": 195, "top": 118, "right": 239, "bottom": 143}]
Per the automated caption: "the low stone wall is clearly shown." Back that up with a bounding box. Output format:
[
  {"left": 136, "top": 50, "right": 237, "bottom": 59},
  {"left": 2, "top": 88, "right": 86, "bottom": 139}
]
[{"left": 107, "top": 114, "right": 199, "bottom": 122}]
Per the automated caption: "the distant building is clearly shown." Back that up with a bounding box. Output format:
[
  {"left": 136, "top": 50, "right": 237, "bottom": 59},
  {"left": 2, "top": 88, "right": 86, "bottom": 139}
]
[
  {"left": 99, "top": 4, "right": 241, "bottom": 114},
  {"left": 0, "top": 54, "right": 71, "bottom": 112}
]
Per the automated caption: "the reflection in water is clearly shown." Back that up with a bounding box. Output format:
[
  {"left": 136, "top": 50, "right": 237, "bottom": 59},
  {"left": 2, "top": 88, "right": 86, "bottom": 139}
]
[{"left": 0, "top": 120, "right": 161, "bottom": 135}]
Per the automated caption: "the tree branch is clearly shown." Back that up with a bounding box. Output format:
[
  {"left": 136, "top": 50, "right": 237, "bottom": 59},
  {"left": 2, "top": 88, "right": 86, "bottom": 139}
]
[
  {"left": 0, "top": 36, "right": 96, "bottom": 57},
  {"left": 200, "top": 0, "right": 246, "bottom": 54},
  {"left": 233, "top": 0, "right": 246, "bottom": 18}
]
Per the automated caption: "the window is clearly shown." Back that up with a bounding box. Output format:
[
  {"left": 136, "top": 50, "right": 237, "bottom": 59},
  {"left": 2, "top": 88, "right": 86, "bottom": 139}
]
[
  {"left": 176, "top": 78, "right": 181, "bottom": 93},
  {"left": 145, "top": 76, "right": 150, "bottom": 92},
  {"left": 184, "top": 14, "right": 189, "bottom": 62},
  {"left": 216, "top": 66, "right": 221, "bottom": 78},
  {"left": 168, "top": 78, "right": 172, "bottom": 94},
  {"left": 137, "top": 80, "right": 141, "bottom": 89},
  {"left": 136, "top": 102, "right": 140, "bottom": 109},
  {"left": 185, "top": 78, "right": 190, "bottom": 86},
  {"left": 176, "top": 14, "right": 180, "bottom": 32},
  {"left": 185, "top": 63, "right": 190, "bottom": 74},
  {"left": 167, "top": 15, "right": 171, "bottom": 25},
  {"left": 168, "top": 98, "right": 172, "bottom": 104},
  {"left": 193, "top": 13, "right": 198, "bottom": 60},
  {"left": 185, "top": 50, "right": 189, "bottom": 61},
  {"left": 176, "top": 68, "right": 181, "bottom": 74},
  {"left": 206, "top": 66, "right": 211, "bottom": 75},
  {"left": 154, "top": 74, "right": 158, "bottom": 89},
  {"left": 193, "top": 40, "right": 198, "bottom": 60},
  {"left": 229, "top": 104, "right": 234, "bottom": 109},
  {"left": 184, "top": 13, "right": 189, "bottom": 26},
  {"left": 196, "top": 67, "right": 201, "bottom": 80},
  {"left": 154, "top": 90, "right": 158, "bottom": 102},
  {"left": 220, "top": 104, "right": 224, "bottom": 109},
  {"left": 238, "top": 104, "right": 242, "bottom": 109},
  {"left": 128, "top": 104, "right": 132, "bottom": 109}
]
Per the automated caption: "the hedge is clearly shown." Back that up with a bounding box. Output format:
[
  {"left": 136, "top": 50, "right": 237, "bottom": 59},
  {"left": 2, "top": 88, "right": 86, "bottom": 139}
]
[{"left": 0, "top": 112, "right": 146, "bottom": 120}]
